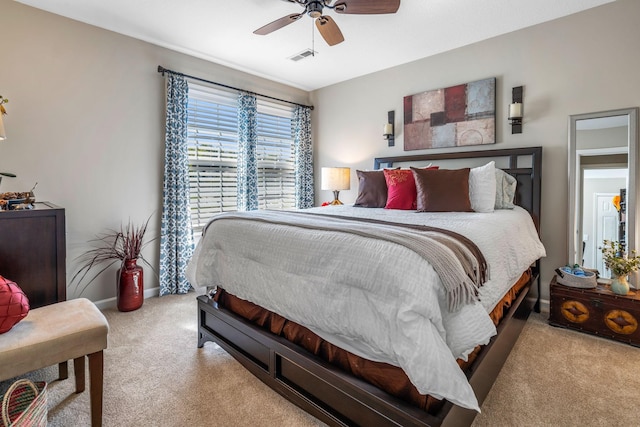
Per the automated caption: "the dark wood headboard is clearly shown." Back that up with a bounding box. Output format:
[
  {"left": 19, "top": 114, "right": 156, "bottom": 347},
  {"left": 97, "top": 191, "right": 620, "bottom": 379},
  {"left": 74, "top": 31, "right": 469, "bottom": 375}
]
[{"left": 374, "top": 146, "right": 543, "bottom": 233}]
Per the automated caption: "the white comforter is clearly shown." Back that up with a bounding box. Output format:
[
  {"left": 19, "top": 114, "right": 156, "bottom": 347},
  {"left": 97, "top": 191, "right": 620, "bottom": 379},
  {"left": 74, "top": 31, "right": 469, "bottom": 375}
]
[{"left": 186, "top": 206, "right": 546, "bottom": 411}]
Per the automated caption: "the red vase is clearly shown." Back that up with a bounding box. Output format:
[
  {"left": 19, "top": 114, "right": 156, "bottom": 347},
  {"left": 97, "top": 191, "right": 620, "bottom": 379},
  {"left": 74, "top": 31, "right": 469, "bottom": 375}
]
[{"left": 117, "top": 259, "right": 144, "bottom": 312}]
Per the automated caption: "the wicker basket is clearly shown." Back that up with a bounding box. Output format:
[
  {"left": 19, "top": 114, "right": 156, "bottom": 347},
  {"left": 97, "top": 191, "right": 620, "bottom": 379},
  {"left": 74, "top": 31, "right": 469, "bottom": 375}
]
[
  {"left": 1, "top": 379, "right": 47, "bottom": 427},
  {"left": 556, "top": 270, "right": 597, "bottom": 289}
]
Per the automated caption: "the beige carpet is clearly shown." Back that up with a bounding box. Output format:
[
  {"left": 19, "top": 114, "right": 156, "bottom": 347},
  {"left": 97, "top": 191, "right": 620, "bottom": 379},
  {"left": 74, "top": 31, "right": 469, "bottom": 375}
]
[{"left": 2, "top": 294, "right": 639, "bottom": 426}]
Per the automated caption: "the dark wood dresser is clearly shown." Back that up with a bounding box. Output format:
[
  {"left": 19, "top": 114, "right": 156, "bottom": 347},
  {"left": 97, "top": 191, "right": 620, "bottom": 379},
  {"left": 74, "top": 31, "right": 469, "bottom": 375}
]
[
  {"left": 549, "top": 275, "right": 640, "bottom": 347},
  {"left": 0, "top": 202, "right": 66, "bottom": 308}
]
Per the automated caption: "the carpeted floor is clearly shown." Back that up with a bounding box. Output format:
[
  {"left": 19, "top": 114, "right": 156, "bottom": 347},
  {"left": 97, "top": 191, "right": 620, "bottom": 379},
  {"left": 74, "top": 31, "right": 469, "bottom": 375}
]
[
  {"left": 472, "top": 308, "right": 640, "bottom": 426},
  {"left": 2, "top": 293, "right": 639, "bottom": 426}
]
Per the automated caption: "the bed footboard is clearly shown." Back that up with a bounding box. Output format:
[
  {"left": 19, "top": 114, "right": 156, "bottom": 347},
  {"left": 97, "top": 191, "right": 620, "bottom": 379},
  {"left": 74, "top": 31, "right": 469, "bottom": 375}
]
[
  {"left": 198, "top": 294, "right": 444, "bottom": 426},
  {"left": 197, "top": 275, "right": 534, "bottom": 427}
]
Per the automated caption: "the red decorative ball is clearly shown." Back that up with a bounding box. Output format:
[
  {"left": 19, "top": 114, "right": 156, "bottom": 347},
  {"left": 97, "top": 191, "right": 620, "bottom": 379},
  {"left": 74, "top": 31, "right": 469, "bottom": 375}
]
[{"left": 0, "top": 275, "right": 30, "bottom": 334}]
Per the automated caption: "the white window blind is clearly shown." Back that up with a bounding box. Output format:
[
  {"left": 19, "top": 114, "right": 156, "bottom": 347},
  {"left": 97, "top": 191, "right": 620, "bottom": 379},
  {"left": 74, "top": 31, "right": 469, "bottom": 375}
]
[
  {"left": 256, "top": 101, "right": 296, "bottom": 211},
  {"left": 187, "top": 83, "right": 296, "bottom": 231}
]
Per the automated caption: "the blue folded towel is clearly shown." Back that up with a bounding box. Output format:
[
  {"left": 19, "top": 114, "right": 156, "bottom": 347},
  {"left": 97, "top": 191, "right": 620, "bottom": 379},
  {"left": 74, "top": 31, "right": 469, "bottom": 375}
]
[{"left": 557, "top": 265, "right": 589, "bottom": 277}]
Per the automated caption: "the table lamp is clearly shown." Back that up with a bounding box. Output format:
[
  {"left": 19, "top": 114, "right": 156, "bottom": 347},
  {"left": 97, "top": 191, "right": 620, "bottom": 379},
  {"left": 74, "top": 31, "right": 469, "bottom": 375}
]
[{"left": 321, "top": 167, "right": 350, "bottom": 205}]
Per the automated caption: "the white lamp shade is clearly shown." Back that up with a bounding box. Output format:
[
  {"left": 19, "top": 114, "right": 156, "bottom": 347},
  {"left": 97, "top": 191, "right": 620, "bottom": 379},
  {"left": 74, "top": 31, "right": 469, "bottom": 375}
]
[
  {"left": 383, "top": 123, "right": 393, "bottom": 135},
  {"left": 321, "top": 167, "right": 350, "bottom": 191},
  {"left": 0, "top": 114, "right": 6, "bottom": 140}
]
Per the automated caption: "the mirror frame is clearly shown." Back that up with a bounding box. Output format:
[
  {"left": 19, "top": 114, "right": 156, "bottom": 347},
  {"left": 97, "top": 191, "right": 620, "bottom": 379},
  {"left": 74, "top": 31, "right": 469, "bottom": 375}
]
[{"left": 568, "top": 107, "right": 639, "bottom": 271}]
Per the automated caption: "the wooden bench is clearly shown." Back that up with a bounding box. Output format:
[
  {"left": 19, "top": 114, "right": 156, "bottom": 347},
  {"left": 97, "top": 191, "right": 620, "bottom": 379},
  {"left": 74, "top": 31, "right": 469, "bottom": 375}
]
[{"left": 0, "top": 298, "right": 109, "bottom": 426}]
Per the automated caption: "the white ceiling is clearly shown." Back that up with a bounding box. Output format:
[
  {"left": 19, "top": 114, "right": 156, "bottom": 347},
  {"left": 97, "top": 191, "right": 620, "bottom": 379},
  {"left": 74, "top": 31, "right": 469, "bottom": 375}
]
[{"left": 16, "top": 0, "right": 614, "bottom": 91}]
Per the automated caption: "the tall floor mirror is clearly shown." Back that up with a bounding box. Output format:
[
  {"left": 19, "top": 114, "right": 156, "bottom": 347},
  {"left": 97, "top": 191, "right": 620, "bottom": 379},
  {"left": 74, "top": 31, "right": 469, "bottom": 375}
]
[{"left": 568, "top": 107, "right": 639, "bottom": 281}]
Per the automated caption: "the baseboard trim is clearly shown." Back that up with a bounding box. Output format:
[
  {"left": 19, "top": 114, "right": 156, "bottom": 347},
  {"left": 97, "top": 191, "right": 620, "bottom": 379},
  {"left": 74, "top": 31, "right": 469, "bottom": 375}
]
[
  {"left": 92, "top": 286, "right": 207, "bottom": 310},
  {"left": 93, "top": 286, "right": 160, "bottom": 310},
  {"left": 92, "top": 288, "right": 547, "bottom": 314},
  {"left": 531, "top": 295, "right": 550, "bottom": 314}
]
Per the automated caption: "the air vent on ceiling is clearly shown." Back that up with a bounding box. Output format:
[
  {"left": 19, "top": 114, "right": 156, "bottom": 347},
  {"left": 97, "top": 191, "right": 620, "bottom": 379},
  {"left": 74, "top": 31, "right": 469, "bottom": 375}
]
[{"left": 289, "top": 49, "right": 317, "bottom": 62}]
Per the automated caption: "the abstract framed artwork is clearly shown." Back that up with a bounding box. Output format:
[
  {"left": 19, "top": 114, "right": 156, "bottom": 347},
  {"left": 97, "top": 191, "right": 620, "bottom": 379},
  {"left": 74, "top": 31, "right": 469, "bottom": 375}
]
[{"left": 403, "top": 77, "right": 496, "bottom": 151}]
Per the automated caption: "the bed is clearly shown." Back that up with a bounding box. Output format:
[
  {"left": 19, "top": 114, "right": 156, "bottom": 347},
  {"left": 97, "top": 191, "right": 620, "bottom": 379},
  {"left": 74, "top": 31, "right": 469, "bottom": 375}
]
[{"left": 189, "top": 146, "right": 544, "bottom": 426}]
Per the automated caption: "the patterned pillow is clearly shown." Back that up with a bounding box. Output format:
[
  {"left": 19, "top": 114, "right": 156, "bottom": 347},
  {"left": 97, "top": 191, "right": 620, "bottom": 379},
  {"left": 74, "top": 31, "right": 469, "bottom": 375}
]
[
  {"left": 384, "top": 169, "right": 418, "bottom": 210},
  {"left": 0, "top": 275, "right": 30, "bottom": 334},
  {"left": 412, "top": 168, "right": 473, "bottom": 212}
]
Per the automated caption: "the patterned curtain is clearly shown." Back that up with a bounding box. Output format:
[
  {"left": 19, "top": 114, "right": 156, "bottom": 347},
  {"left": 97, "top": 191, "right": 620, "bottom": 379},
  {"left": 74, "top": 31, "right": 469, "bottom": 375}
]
[
  {"left": 293, "top": 105, "right": 314, "bottom": 209},
  {"left": 159, "top": 74, "right": 194, "bottom": 295},
  {"left": 237, "top": 93, "right": 258, "bottom": 211}
]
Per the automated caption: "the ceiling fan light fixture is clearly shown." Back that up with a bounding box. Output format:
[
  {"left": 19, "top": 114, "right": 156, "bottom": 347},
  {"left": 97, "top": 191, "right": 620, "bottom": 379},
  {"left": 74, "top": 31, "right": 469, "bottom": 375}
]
[{"left": 307, "top": 1, "right": 323, "bottom": 18}]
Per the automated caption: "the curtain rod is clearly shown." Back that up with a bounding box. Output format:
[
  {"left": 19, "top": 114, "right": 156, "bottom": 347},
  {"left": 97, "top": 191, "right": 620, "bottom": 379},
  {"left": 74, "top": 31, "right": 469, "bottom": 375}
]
[{"left": 157, "top": 66, "right": 313, "bottom": 110}]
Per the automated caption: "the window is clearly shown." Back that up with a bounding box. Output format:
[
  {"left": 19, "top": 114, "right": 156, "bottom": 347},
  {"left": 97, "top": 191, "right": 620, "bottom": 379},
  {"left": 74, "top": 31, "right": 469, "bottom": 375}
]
[
  {"left": 186, "top": 83, "right": 296, "bottom": 231},
  {"left": 255, "top": 103, "right": 296, "bottom": 210}
]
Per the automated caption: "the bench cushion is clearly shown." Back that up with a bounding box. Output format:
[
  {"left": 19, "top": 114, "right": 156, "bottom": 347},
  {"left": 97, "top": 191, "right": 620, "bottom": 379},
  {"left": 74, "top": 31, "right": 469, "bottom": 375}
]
[{"left": 0, "top": 298, "right": 109, "bottom": 381}]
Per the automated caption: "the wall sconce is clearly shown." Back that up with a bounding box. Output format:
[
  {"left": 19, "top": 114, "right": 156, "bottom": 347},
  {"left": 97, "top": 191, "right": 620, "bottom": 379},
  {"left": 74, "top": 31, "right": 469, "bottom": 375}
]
[
  {"left": 0, "top": 96, "right": 16, "bottom": 187},
  {"left": 383, "top": 110, "right": 395, "bottom": 147},
  {"left": 509, "top": 86, "right": 523, "bottom": 134},
  {"left": 0, "top": 114, "right": 6, "bottom": 141},
  {"left": 0, "top": 96, "right": 7, "bottom": 140},
  {"left": 321, "top": 167, "right": 350, "bottom": 205}
]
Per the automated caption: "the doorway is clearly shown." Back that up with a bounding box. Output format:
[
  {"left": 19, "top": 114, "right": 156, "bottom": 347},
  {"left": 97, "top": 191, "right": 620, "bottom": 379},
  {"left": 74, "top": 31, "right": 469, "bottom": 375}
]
[{"left": 581, "top": 167, "right": 627, "bottom": 276}]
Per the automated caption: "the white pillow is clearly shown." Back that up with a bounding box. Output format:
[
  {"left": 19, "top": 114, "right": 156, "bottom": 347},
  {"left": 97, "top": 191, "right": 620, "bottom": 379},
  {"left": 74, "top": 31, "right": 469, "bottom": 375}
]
[
  {"left": 469, "top": 161, "right": 496, "bottom": 213},
  {"left": 494, "top": 168, "right": 517, "bottom": 209}
]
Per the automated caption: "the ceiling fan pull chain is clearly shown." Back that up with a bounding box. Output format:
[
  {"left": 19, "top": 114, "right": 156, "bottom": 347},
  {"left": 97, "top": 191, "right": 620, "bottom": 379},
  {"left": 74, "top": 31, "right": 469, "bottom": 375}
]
[{"left": 311, "top": 17, "right": 315, "bottom": 56}]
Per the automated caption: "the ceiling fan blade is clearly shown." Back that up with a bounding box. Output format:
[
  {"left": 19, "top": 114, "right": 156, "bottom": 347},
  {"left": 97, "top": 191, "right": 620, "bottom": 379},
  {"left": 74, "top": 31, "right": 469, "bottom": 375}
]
[
  {"left": 254, "top": 14, "right": 303, "bottom": 35},
  {"left": 334, "top": 0, "right": 400, "bottom": 14},
  {"left": 315, "top": 16, "right": 344, "bottom": 46}
]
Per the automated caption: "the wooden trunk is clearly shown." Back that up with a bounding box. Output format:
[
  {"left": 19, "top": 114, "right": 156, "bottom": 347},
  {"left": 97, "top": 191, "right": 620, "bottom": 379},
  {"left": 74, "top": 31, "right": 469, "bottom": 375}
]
[{"left": 549, "top": 275, "right": 640, "bottom": 347}]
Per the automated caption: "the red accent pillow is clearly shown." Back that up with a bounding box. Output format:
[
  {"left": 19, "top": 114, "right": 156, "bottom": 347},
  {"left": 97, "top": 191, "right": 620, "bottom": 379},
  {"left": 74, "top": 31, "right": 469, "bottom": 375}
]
[
  {"left": 0, "top": 275, "right": 30, "bottom": 334},
  {"left": 384, "top": 167, "right": 439, "bottom": 210},
  {"left": 384, "top": 169, "right": 416, "bottom": 210}
]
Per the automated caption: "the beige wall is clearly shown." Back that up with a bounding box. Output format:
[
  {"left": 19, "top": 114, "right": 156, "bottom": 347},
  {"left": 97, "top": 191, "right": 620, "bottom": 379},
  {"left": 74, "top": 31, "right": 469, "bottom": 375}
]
[
  {"left": 310, "top": 0, "right": 640, "bottom": 305},
  {"left": 577, "top": 126, "right": 628, "bottom": 150},
  {"left": 2, "top": 0, "right": 639, "bottom": 307},
  {"left": 0, "top": 0, "right": 309, "bottom": 304}
]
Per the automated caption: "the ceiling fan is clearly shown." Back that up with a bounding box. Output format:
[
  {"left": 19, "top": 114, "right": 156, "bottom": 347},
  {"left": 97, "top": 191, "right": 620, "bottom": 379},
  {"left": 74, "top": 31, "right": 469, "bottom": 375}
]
[{"left": 254, "top": 0, "right": 401, "bottom": 46}]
